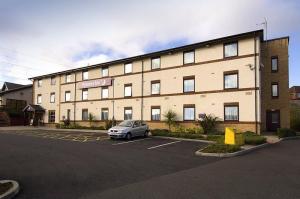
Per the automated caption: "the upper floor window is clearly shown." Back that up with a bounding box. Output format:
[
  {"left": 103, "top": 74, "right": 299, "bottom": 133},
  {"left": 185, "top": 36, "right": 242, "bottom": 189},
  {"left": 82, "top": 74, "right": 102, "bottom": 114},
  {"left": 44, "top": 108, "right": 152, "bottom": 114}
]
[
  {"left": 297, "top": 93, "right": 300, "bottom": 98},
  {"left": 82, "top": 70, "right": 88, "bottom": 80},
  {"left": 224, "top": 103, "right": 239, "bottom": 121},
  {"left": 37, "top": 80, "right": 42, "bottom": 87},
  {"left": 50, "top": 77, "right": 56, "bottom": 85},
  {"left": 124, "top": 84, "right": 132, "bottom": 97},
  {"left": 271, "top": 56, "right": 278, "bottom": 72},
  {"left": 183, "top": 104, "right": 195, "bottom": 121},
  {"left": 124, "top": 63, "right": 132, "bottom": 74},
  {"left": 101, "top": 108, "right": 109, "bottom": 120},
  {"left": 50, "top": 92, "right": 55, "bottom": 103},
  {"left": 65, "top": 91, "right": 71, "bottom": 102},
  {"left": 224, "top": 42, "right": 238, "bottom": 58},
  {"left": 151, "top": 57, "right": 161, "bottom": 70},
  {"left": 224, "top": 71, "right": 238, "bottom": 89},
  {"left": 37, "top": 94, "right": 42, "bottom": 104},
  {"left": 102, "top": 87, "right": 109, "bottom": 98},
  {"left": 272, "top": 82, "right": 279, "bottom": 98},
  {"left": 124, "top": 107, "right": 132, "bottom": 120},
  {"left": 183, "top": 50, "right": 195, "bottom": 64},
  {"left": 151, "top": 106, "right": 161, "bottom": 121},
  {"left": 151, "top": 80, "right": 160, "bottom": 95},
  {"left": 48, "top": 110, "right": 55, "bottom": 123},
  {"left": 183, "top": 76, "right": 195, "bottom": 93},
  {"left": 82, "top": 109, "right": 88, "bottom": 120},
  {"left": 102, "top": 67, "right": 109, "bottom": 77},
  {"left": 82, "top": 89, "right": 88, "bottom": 100},
  {"left": 66, "top": 74, "right": 71, "bottom": 83}
]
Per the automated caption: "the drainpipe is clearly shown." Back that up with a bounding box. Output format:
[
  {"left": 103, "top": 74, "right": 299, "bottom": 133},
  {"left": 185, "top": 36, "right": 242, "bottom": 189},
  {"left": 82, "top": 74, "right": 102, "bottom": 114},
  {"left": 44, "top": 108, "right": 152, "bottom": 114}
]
[
  {"left": 254, "top": 34, "right": 258, "bottom": 134},
  {"left": 141, "top": 60, "right": 144, "bottom": 122},
  {"left": 112, "top": 78, "right": 115, "bottom": 123},
  {"left": 74, "top": 72, "right": 77, "bottom": 125}
]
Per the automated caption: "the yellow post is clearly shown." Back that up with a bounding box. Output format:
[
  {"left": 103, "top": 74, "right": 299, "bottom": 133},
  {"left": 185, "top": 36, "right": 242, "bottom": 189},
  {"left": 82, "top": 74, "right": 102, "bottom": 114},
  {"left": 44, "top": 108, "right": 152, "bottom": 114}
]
[
  {"left": 225, "top": 127, "right": 244, "bottom": 145},
  {"left": 225, "top": 127, "right": 236, "bottom": 145}
]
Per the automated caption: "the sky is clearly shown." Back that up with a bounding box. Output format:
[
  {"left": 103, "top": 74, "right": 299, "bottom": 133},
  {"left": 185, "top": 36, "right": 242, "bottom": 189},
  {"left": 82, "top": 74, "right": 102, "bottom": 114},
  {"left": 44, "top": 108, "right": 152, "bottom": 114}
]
[{"left": 0, "top": 0, "right": 299, "bottom": 86}]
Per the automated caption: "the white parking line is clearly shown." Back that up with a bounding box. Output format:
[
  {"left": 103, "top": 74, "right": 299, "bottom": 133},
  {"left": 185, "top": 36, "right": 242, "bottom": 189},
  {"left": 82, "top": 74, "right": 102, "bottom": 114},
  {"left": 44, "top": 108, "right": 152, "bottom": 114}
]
[
  {"left": 112, "top": 138, "right": 151, "bottom": 145},
  {"left": 147, "top": 141, "right": 181, "bottom": 150}
]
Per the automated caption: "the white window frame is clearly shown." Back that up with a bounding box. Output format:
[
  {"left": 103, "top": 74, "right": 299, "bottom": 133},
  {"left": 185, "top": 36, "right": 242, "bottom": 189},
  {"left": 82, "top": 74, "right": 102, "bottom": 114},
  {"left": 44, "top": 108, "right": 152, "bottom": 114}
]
[
  {"left": 82, "top": 89, "right": 88, "bottom": 100},
  {"left": 102, "top": 67, "right": 109, "bottom": 77},
  {"left": 124, "top": 63, "right": 132, "bottom": 74},
  {"left": 65, "top": 91, "right": 71, "bottom": 102},
  {"left": 50, "top": 93, "right": 55, "bottom": 103},
  {"left": 151, "top": 57, "right": 161, "bottom": 70},
  {"left": 102, "top": 87, "right": 109, "bottom": 98},
  {"left": 183, "top": 51, "right": 195, "bottom": 64}
]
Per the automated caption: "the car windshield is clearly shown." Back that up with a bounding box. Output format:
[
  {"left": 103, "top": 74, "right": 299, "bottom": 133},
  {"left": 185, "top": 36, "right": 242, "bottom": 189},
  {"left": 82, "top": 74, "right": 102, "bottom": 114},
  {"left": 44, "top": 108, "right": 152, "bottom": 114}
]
[{"left": 118, "top": 121, "right": 133, "bottom": 127}]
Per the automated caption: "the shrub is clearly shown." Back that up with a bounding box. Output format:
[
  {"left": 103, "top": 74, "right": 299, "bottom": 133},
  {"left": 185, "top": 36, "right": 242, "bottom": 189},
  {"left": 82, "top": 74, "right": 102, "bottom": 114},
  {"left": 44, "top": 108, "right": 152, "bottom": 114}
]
[
  {"left": 207, "top": 135, "right": 225, "bottom": 144},
  {"left": 196, "top": 114, "right": 219, "bottom": 134},
  {"left": 242, "top": 131, "right": 266, "bottom": 145},
  {"left": 290, "top": 104, "right": 300, "bottom": 131},
  {"left": 163, "top": 110, "right": 178, "bottom": 132},
  {"left": 105, "top": 120, "right": 113, "bottom": 130},
  {"left": 202, "top": 144, "right": 241, "bottom": 153},
  {"left": 277, "top": 128, "right": 296, "bottom": 138},
  {"left": 88, "top": 113, "right": 95, "bottom": 126}
]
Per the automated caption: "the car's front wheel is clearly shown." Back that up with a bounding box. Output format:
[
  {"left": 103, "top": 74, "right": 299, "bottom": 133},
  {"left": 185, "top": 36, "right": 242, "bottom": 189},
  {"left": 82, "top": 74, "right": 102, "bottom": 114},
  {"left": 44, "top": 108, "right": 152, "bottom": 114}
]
[{"left": 126, "top": 133, "right": 132, "bottom": 140}]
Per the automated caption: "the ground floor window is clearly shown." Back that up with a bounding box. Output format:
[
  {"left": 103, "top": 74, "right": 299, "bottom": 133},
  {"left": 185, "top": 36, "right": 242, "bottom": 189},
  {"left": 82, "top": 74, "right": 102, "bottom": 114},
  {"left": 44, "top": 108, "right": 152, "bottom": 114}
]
[
  {"left": 183, "top": 104, "right": 195, "bottom": 121},
  {"left": 101, "top": 108, "right": 109, "bottom": 120},
  {"left": 48, "top": 110, "right": 55, "bottom": 123},
  {"left": 82, "top": 109, "right": 88, "bottom": 120},
  {"left": 124, "top": 107, "right": 132, "bottom": 120},
  {"left": 151, "top": 106, "right": 161, "bottom": 121},
  {"left": 224, "top": 103, "right": 239, "bottom": 121}
]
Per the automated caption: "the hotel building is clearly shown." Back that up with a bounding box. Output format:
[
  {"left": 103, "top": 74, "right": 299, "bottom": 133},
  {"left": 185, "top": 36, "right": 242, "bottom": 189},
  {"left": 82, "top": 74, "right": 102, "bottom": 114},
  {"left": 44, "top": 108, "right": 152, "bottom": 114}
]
[{"left": 29, "top": 30, "right": 290, "bottom": 133}]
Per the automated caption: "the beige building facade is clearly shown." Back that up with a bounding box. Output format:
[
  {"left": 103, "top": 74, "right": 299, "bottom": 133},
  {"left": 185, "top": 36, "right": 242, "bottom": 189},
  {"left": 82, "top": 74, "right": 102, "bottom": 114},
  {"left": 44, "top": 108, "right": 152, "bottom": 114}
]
[{"left": 30, "top": 30, "right": 290, "bottom": 133}]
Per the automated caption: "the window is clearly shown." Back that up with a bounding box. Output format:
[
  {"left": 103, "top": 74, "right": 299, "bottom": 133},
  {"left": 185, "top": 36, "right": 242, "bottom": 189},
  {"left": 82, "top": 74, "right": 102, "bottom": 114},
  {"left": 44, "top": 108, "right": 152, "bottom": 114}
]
[
  {"left": 183, "top": 105, "right": 195, "bottom": 121},
  {"left": 37, "top": 94, "right": 42, "bottom": 104},
  {"left": 48, "top": 110, "right": 55, "bottom": 123},
  {"left": 151, "top": 106, "right": 161, "bottom": 121},
  {"left": 65, "top": 91, "right": 71, "bottom": 102},
  {"left": 102, "top": 87, "right": 109, "bottom": 98},
  {"left": 224, "top": 71, "right": 238, "bottom": 89},
  {"left": 82, "top": 109, "right": 88, "bottom": 120},
  {"left": 224, "top": 103, "right": 239, "bottom": 121},
  {"left": 124, "top": 107, "right": 132, "bottom": 120},
  {"left": 271, "top": 56, "right": 278, "bottom": 72},
  {"left": 50, "top": 77, "right": 56, "bottom": 85},
  {"left": 66, "top": 74, "right": 71, "bottom": 83},
  {"left": 272, "top": 83, "right": 279, "bottom": 98},
  {"left": 82, "top": 89, "right": 88, "bottom": 100},
  {"left": 151, "top": 57, "right": 160, "bottom": 70},
  {"left": 37, "top": 80, "right": 42, "bottom": 87},
  {"left": 151, "top": 80, "right": 160, "bottom": 95},
  {"left": 124, "top": 84, "right": 132, "bottom": 97},
  {"left": 102, "top": 67, "right": 109, "bottom": 77},
  {"left": 50, "top": 92, "right": 55, "bottom": 103},
  {"left": 82, "top": 70, "right": 88, "bottom": 80},
  {"left": 297, "top": 93, "right": 300, "bottom": 98},
  {"left": 101, "top": 108, "right": 109, "bottom": 120},
  {"left": 183, "top": 76, "right": 195, "bottom": 92},
  {"left": 224, "top": 42, "right": 238, "bottom": 58},
  {"left": 183, "top": 51, "right": 195, "bottom": 64},
  {"left": 124, "top": 63, "right": 132, "bottom": 74}
]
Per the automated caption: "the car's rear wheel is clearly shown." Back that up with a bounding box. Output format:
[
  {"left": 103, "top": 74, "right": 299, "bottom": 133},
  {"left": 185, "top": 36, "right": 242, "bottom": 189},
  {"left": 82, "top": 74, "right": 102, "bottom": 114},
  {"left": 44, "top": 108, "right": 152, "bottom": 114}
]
[{"left": 126, "top": 133, "right": 132, "bottom": 140}]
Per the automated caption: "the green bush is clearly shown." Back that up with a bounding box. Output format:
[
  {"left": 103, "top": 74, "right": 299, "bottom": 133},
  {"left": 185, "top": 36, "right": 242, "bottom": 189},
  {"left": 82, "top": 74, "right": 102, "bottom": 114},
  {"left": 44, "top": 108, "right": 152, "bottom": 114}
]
[
  {"left": 104, "top": 120, "right": 113, "bottom": 130},
  {"left": 202, "top": 144, "right": 241, "bottom": 153},
  {"left": 206, "top": 135, "right": 225, "bottom": 144},
  {"left": 196, "top": 114, "right": 219, "bottom": 134},
  {"left": 151, "top": 129, "right": 205, "bottom": 139},
  {"left": 277, "top": 128, "right": 296, "bottom": 138},
  {"left": 290, "top": 104, "right": 300, "bottom": 131},
  {"left": 242, "top": 131, "right": 266, "bottom": 145}
]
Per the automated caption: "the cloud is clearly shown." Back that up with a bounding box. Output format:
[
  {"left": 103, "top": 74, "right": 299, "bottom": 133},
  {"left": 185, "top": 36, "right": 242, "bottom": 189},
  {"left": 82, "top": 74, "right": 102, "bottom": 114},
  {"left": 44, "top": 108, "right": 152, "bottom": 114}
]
[{"left": 0, "top": 0, "right": 299, "bottom": 85}]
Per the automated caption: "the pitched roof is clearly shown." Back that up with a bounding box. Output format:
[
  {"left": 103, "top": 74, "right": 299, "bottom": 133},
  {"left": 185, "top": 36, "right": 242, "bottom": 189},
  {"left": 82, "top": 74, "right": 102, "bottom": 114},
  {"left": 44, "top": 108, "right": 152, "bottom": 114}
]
[
  {"left": 0, "top": 82, "right": 32, "bottom": 95},
  {"left": 290, "top": 86, "right": 300, "bottom": 93},
  {"left": 29, "top": 29, "right": 264, "bottom": 80},
  {"left": 23, "top": 104, "right": 45, "bottom": 112}
]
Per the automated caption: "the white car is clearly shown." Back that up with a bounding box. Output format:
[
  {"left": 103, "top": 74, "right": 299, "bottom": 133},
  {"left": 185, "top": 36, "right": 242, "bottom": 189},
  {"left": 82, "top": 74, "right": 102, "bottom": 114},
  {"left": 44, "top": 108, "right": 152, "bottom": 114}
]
[{"left": 108, "top": 120, "right": 149, "bottom": 140}]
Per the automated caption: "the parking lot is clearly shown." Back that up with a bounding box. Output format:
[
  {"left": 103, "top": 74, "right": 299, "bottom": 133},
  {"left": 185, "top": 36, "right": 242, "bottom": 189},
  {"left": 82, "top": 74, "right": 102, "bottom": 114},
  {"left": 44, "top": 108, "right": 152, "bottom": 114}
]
[
  {"left": 0, "top": 128, "right": 216, "bottom": 199},
  {"left": 0, "top": 128, "right": 299, "bottom": 199}
]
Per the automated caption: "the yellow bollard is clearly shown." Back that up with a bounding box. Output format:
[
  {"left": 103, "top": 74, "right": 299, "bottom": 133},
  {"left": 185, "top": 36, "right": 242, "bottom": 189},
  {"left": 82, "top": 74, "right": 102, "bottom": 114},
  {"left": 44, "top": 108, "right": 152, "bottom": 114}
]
[{"left": 225, "top": 127, "right": 244, "bottom": 145}]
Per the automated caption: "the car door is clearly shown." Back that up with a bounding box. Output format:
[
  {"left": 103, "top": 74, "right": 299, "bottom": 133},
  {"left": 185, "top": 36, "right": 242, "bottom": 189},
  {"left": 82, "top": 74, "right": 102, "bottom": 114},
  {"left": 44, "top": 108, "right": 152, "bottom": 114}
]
[{"left": 132, "top": 121, "right": 143, "bottom": 137}]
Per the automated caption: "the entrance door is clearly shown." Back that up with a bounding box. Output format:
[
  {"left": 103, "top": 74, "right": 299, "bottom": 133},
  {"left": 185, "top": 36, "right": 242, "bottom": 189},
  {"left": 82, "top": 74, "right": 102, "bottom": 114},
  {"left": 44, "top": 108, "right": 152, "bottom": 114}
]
[{"left": 266, "top": 110, "right": 280, "bottom": 131}]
